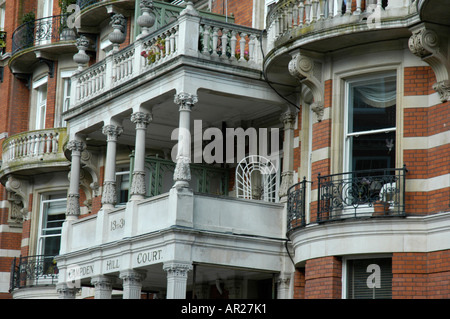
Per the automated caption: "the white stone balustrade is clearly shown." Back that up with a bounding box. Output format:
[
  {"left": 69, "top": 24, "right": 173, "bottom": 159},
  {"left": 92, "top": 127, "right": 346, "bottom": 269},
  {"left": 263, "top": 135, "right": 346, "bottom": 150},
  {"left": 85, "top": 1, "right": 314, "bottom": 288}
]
[
  {"left": 199, "top": 20, "right": 262, "bottom": 66},
  {"left": 1, "top": 128, "right": 67, "bottom": 171},
  {"left": 69, "top": 13, "right": 263, "bottom": 108},
  {"left": 266, "top": 0, "right": 416, "bottom": 49}
]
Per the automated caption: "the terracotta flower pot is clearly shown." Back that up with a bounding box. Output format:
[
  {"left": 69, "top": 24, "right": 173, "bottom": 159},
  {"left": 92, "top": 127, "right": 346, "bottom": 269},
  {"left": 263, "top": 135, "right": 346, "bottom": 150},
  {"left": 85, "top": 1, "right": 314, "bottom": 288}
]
[{"left": 373, "top": 201, "right": 390, "bottom": 216}]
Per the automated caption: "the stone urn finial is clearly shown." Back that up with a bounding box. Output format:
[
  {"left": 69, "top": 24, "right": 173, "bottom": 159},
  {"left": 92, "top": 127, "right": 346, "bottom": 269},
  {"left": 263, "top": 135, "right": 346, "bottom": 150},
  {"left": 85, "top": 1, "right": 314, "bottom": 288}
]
[
  {"left": 137, "top": 0, "right": 156, "bottom": 38},
  {"left": 73, "top": 35, "right": 90, "bottom": 71},
  {"left": 108, "top": 13, "right": 127, "bottom": 52}
]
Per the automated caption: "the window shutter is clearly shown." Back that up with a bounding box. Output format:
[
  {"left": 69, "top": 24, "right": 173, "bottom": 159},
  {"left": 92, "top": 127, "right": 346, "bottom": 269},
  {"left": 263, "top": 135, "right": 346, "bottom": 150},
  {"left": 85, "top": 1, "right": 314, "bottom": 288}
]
[{"left": 347, "top": 258, "right": 392, "bottom": 299}]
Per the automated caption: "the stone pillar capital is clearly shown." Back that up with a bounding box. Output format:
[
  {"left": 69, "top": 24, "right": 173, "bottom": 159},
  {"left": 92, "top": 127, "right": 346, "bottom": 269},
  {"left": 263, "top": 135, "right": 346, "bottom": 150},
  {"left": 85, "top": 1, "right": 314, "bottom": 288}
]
[
  {"left": 91, "top": 275, "right": 114, "bottom": 299},
  {"left": 120, "top": 269, "right": 147, "bottom": 299},
  {"left": 174, "top": 92, "right": 198, "bottom": 111},
  {"left": 67, "top": 140, "right": 86, "bottom": 154},
  {"left": 102, "top": 124, "right": 123, "bottom": 141},
  {"left": 280, "top": 111, "right": 296, "bottom": 128},
  {"left": 131, "top": 112, "right": 152, "bottom": 128},
  {"left": 163, "top": 262, "right": 193, "bottom": 278}
]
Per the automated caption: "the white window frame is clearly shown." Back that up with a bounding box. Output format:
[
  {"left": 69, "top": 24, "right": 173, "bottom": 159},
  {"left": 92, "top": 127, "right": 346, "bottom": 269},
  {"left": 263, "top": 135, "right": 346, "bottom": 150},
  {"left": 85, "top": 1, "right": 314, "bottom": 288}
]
[
  {"left": 343, "top": 72, "right": 397, "bottom": 173},
  {"left": 37, "top": 192, "right": 66, "bottom": 257},
  {"left": 0, "top": 1, "right": 6, "bottom": 31},
  {"left": 60, "top": 70, "right": 75, "bottom": 127},
  {"left": 33, "top": 76, "right": 48, "bottom": 130},
  {"left": 115, "top": 169, "right": 130, "bottom": 206}
]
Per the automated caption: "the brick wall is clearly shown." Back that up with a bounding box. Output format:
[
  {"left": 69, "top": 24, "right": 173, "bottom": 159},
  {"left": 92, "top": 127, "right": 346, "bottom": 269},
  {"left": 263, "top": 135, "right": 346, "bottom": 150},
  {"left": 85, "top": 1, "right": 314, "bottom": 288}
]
[
  {"left": 211, "top": 0, "right": 253, "bottom": 27},
  {"left": 403, "top": 66, "right": 450, "bottom": 215},
  {"left": 392, "top": 250, "right": 450, "bottom": 299},
  {"left": 304, "top": 256, "right": 342, "bottom": 299}
]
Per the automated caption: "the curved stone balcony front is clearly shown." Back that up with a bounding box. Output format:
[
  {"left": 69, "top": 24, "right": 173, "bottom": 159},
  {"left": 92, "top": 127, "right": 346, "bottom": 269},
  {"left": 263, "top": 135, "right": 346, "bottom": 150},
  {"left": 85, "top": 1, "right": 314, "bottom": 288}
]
[{"left": 0, "top": 128, "right": 69, "bottom": 181}]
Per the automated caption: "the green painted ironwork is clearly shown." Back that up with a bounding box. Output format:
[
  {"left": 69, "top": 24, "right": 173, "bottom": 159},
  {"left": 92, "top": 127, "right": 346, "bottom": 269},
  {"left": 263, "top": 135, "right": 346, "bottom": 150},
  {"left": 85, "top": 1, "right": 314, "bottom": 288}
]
[{"left": 129, "top": 155, "right": 229, "bottom": 198}]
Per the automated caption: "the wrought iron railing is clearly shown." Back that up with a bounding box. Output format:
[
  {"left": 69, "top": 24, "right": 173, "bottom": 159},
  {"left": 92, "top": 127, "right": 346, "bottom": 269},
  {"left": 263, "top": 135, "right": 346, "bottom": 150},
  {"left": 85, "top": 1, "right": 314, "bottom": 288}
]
[
  {"left": 9, "top": 255, "right": 59, "bottom": 292},
  {"left": 317, "top": 166, "right": 407, "bottom": 222},
  {"left": 11, "top": 14, "right": 75, "bottom": 55},
  {"left": 287, "top": 177, "right": 311, "bottom": 232}
]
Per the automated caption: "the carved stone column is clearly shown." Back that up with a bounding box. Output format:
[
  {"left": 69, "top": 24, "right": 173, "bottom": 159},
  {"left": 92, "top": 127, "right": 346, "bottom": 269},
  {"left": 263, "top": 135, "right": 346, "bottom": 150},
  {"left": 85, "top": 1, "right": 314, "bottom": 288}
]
[
  {"left": 278, "top": 111, "right": 296, "bottom": 200},
  {"left": 66, "top": 140, "right": 86, "bottom": 220},
  {"left": 101, "top": 124, "right": 123, "bottom": 210},
  {"left": 173, "top": 93, "right": 197, "bottom": 189},
  {"left": 91, "top": 275, "right": 114, "bottom": 299},
  {"left": 277, "top": 274, "right": 291, "bottom": 299},
  {"left": 130, "top": 112, "right": 152, "bottom": 200},
  {"left": 120, "top": 269, "right": 146, "bottom": 299},
  {"left": 163, "top": 261, "right": 193, "bottom": 299},
  {"left": 408, "top": 24, "right": 450, "bottom": 102}
]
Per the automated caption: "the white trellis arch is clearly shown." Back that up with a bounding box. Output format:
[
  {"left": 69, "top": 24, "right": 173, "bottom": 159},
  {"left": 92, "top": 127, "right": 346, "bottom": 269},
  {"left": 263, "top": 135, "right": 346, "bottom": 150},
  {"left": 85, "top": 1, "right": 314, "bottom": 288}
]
[{"left": 235, "top": 155, "right": 278, "bottom": 202}]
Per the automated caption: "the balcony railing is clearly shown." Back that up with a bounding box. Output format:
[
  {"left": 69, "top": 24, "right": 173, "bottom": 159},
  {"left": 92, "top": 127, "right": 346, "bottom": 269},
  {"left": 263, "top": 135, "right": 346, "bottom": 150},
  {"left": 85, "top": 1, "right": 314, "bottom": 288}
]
[
  {"left": 133, "top": 156, "right": 230, "bottom": 198},
  {"left": 266, "top": 0, "right": 416, "bottom": 49},
  {"left": 71, "top": 15, "right": 262, "bottom": 108},
  {"left": 317, "top": 166, "right": 407, "bottom": 222},
  {"left": 9, "top": 255, "right": 59, "bottom": 292},
  {"left": 1, "top": 128, "right": 68, "bottom": 173},
  {"left": 287, "top": 166, "right": 407, "bottom": 231},
  {"left": 287, "top": 177, "right": 310, "bottom": 232},
  {"left": 11, "top": 14, "right": 75, "bottom": 55}
]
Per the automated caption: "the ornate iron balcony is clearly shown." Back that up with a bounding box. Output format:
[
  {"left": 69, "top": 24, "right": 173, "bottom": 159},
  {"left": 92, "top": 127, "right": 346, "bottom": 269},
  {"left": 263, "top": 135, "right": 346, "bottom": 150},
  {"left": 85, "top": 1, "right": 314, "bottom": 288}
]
[
  {"left": 9, "top": 255, "right": 59, "bottom": 292},
  {"left": 317, "top": 166, "right": 407, "bottom": 222},
  {"left": 11, "top": 14, "right": 75, "bottom": 55},
  {"left": 287, "top": 177, "right": 311, "bottom": 232}
]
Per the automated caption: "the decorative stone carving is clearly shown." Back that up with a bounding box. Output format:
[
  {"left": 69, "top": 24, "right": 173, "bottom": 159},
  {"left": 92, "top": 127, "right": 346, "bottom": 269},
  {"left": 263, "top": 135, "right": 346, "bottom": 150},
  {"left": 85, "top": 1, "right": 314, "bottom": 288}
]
[
  {"left": 174, "top": 92, "right": 198, "bottom": 111},
  {"left": 311, "top": 101, "right": 325, "bottom": 122},
  {"left": 130, "top": 171, "right": 146, "bottom": 196},
  {"left": 73, "top": 35, "right": 90, "bottom": 72},
  {"left": 137, "top": 0, "right": 155, "bottom": 38},
  {"left": 408, "top": 24, "right": 450, "bottom": 102},
  {"left": 109, "top": 14, "right": 127, "bottom": 52},
  {"left": 163, "top": 262, "right": 193, "bottom": 278},
  {"left": 66, "top": 193, "right": 80, "bottom": 217},
  {"left": 67, "top": 140, "right": 86, "bottom": 154},
  {"left": 278, "top": 171, "right": 294, "bottom": 198},
  {"left": 102, "top": 124, "right": 123, "bottom": 141},
  {"left": 131, "top": 111, "right": 152, "bottom": 128},
  {"left": 408, "top": 27, "right": 439, "bottom": 58},
  {"left": 120, "top": 270, "right": 146, "bottom": 299},
  {"left": 173, "top": 156, "right": 191, "bottom": 183},
  {"left": 289, "top": 52, "right": 325, "bottom": 118},
  {"left": 5, "top": 176, "right": 29, "bottom": 222},
  {"left": 280, "top": 111, "right": 296, "bottom": 129},
  {"left": 102, "top": 181, "right": 117, "bottom": 206},
  {"left": 433, "top": 80, "right": 450, "bottom": 102}
]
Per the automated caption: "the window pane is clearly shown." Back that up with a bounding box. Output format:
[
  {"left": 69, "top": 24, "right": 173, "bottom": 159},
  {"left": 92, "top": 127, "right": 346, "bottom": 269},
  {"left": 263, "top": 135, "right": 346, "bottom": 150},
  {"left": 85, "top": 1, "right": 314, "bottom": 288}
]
[
  {"left": 348, "top": 75, "right": 396, "bottom": 133},
  {"left": 347, "top": 258, "right": 392, "bottom": 299},
  {"left": 350, "top": 130, "right": 396, "bottom": 171}
]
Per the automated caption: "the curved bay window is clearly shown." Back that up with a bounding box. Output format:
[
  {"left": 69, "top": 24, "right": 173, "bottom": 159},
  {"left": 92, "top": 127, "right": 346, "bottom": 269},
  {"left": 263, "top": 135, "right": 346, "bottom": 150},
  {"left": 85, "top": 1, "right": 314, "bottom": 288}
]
[{"left": 317, "top": 73, "right": 404, "bottom": 221}]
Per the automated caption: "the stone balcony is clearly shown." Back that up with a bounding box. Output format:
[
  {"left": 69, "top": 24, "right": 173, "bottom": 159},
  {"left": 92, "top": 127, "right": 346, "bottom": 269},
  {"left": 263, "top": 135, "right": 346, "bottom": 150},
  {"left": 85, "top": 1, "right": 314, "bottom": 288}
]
[
  {"left": 68, "top": 7, "right": 264, "bottom": 113},
  {"left": 56, "top": 189, "right": 286, "bottom": 290},
  {"left": 266, "top": 0, "right": 419, "bottom": 53},
  {"left": 0, "top": 127, "right": 69, "bottom": 180}
]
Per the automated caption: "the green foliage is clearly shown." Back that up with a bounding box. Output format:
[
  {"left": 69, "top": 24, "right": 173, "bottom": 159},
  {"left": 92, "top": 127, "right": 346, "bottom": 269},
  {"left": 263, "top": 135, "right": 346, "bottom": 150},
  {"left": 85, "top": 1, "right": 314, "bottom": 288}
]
[{"left": 21, "top": 12, "right": 35, "bottom": 24}]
